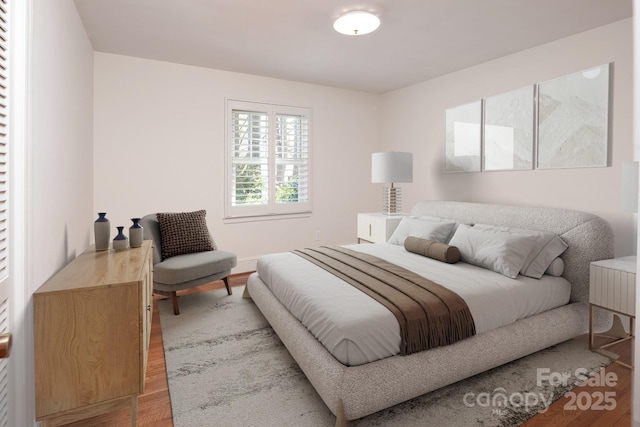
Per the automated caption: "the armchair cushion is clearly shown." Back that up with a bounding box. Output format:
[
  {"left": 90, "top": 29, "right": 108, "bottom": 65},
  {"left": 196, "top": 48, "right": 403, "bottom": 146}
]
[
  {"left": 154, "top": 249, "right": 237, "bottom": 285},
  {"left": 156, "top": 210, "right": 214, "bottom": 260}
]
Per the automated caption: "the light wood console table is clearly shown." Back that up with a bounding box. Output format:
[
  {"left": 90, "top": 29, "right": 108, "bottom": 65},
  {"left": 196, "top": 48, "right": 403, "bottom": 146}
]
[{"left": 34, "top": 241, "right": 154, "bottom": 426}]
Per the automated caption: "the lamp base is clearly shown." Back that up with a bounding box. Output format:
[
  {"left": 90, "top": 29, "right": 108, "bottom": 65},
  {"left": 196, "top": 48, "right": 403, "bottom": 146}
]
[{"left": 382, "top": 186, "right": 402, "bottom": 215}]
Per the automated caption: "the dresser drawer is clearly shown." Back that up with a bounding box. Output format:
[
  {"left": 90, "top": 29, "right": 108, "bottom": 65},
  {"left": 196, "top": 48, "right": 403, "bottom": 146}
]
[{"left": 590, "top": 263, "right": 636, "bottom": 316}]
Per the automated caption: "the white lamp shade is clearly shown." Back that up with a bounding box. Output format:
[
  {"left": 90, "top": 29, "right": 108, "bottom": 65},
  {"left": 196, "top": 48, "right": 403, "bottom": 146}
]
[
  {"left": 621, "top": 161, "right": 639, "bottom": 212},
  {"left": 372, "top": 152, "right": 413, "bottom": 183}
]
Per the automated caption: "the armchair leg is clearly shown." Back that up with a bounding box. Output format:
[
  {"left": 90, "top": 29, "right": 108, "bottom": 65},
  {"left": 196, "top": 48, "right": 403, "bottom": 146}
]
[
  {"left": 223, "top": 276, "right": 232, "bottom": 295},
  {"left": 155, "top": 289, "right": 181, "bottom": 315},
  {"left": 170, "top": 291, "right": 180, "bottom": 315}
]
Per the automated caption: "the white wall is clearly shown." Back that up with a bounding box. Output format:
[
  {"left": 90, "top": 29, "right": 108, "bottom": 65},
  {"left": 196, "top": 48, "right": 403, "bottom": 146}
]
[
  {"left": 93, "top": 53, "right": 381, "bottom": 270},
  {"left": 30, "top": 0, "right": 94, "bottom": 289},
  {"left": 25, "top": 0, "right": 94, "bottom": 425},
  {"left": 380, "top": 19, "right": 634, "bottom": 256}
]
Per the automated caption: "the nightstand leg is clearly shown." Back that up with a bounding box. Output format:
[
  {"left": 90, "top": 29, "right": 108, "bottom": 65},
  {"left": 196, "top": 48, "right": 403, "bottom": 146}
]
[{"left": 589, "top": 304, "right": 594, "bottom": 350}]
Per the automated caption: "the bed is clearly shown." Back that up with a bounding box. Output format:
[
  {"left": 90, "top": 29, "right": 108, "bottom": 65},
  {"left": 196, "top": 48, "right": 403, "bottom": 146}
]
[{"left": 245, "top": 201, "right": 614, "bottom": 425}]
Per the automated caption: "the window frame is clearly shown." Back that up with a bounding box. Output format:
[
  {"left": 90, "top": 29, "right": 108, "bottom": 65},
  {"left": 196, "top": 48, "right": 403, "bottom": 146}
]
[{"left": 225, "top": 99, "right": 312, "bottom": 219}]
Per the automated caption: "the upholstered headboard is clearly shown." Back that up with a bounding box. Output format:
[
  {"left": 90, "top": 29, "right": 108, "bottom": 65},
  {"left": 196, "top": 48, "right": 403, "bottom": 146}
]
[{"left": 410, "top": 201, "right": 614, "bottom": 304}]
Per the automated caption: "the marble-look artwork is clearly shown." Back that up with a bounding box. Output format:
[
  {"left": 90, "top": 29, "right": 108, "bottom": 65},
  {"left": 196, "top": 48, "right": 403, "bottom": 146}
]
[
  {"left": 537, "top": 64, "right": 609, "bottom": 169},
  {"left": 445, "top": 100, "right": 481, "bottom": 172},
  {"left": 483, "top": 86, "right": 534, "bottom": 171}
]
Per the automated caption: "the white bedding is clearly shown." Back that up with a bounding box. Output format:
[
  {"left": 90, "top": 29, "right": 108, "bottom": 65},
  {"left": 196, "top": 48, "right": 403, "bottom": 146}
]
[{"left": 256, "top": 243, "right": 571, "bottom": 366}]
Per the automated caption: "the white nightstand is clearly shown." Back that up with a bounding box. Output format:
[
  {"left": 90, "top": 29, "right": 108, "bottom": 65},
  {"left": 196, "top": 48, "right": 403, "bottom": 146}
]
[
  {"left": 589, "top": 256, "right": 636, "bottom": 369},
  {"left": 357, "top": 213, "right": 405, "bottom": 243}
]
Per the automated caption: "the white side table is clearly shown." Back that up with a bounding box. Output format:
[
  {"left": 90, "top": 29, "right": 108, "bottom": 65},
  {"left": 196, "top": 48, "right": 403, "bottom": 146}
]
[
  {"left": 357, "top": 213, "right": 405, "bottom": 243},
  {"left": 589, "top": 255, "right": 636, "bottom": 369}
]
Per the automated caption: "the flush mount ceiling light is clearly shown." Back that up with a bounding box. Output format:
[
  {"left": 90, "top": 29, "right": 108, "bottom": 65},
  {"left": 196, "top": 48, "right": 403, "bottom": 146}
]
[{"left": 333, "top": 11, "right": 380, "bottom": 36}]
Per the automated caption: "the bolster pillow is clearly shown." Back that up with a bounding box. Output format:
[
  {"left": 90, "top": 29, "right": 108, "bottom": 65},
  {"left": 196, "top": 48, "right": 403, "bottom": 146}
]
[{"left": 404, "top": 237, "right": 461, "bottom": 264}]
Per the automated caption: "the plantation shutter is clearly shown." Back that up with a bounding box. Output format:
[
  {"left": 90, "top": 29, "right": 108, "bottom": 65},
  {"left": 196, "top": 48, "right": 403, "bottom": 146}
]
[
  {"left": 275, "top": 113, "right": 309, "bottom": 206},
  {"left": 0, "top": 0, "right": 7, "bottom": 285},
  {"left": 0, "top": 0, "right": 9, "bottom": 425},
  {"left": 226, "top": 100, "right": 311, "bottom": 218},
  {"left": 230, "top": 107, "right": 269, "bottom": 211}
]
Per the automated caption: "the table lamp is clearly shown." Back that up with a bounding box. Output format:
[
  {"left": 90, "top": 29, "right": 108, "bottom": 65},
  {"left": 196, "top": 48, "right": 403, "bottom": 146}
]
[{"left": 371, "top": 152, "right": 413, "bottom": 215}]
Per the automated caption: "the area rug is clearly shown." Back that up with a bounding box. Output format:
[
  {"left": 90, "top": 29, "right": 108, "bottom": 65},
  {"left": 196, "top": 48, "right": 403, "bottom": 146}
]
[{"left": 159, "top": 288, "right": 614, "bottom": 427}]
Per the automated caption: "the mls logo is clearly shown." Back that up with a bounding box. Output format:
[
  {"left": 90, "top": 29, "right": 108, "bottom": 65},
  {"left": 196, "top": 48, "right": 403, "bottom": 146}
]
[{"left": 492, "top": 408, "right": 508, "bottom": 416}]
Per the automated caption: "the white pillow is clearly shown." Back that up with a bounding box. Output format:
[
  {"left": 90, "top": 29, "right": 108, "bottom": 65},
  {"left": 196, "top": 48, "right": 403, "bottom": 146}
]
[
  {"left": 387, "top": 217, "right": 456, "bottom": 245},
  {"left": 448, "top": 224, "right": 539, "bottom": 279},
  {"left": 545, "top": 257, "right": 565, "bottom": 277},
  {"left": 522, "top": 234, "right": 567, "bottom": 278},
  {"left": 473, "top": 224, "right": 568, "bottom": 279},
  {"left": 418, "top": 215, "right": 460, "bottom": 242}
]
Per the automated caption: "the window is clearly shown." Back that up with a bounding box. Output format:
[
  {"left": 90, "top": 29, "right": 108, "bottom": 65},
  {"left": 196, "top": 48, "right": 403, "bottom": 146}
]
[{"left": 226, "top": 100, "right": 311, "bottom": 218}]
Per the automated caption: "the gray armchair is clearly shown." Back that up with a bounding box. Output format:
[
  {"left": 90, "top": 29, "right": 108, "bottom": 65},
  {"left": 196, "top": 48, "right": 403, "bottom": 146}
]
[{"left": 141, "top": 214, "right": 237, "bottom": 315}]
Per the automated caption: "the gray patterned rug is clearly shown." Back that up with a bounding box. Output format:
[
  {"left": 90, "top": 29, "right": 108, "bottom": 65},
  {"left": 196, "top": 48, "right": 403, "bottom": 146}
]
[{"left": 159, "top": 288, "right": 613, "bottom": 427}]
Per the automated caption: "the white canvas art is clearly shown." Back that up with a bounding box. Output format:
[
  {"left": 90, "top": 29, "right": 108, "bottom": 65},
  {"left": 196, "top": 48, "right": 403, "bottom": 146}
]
[
  {"left": 445, "top": 101, "right": 481, "bottom": 172},
  {"left": 483, "top": 86, "right": 534, "bottom": 171},
  {"left": 537, "top": 64, "right": 609, "bottom": 169}
]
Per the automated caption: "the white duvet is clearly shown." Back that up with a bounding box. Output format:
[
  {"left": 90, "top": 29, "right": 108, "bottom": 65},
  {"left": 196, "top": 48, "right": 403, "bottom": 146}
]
[{"left": 256, "top": 243, "right": 571, "bottom": 366}]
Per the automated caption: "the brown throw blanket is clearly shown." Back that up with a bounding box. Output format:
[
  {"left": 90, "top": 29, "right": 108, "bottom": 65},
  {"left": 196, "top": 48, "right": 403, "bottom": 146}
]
[{"left": 293, "top": 246, "right": 476, "bottom": 355}]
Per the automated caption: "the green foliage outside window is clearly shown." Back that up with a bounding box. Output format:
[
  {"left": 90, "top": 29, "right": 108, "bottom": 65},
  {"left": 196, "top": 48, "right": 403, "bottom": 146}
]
[
  {"left": 234, "top": 163, "right": 264, "bottom": 205},
  {"left": 276, "top": 176, "right": 299, "bottom": 203}
]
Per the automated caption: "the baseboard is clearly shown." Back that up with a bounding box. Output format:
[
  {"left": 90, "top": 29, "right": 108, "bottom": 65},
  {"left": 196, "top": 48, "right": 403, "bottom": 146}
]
[{"left": 232, "top": 257, "right": 257, "bottom": 274}]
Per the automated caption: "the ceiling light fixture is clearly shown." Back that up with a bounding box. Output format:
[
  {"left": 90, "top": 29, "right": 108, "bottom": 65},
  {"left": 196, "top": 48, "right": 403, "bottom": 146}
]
[{"left": 333, "top": 11, "right": 380, "bottom": 36}]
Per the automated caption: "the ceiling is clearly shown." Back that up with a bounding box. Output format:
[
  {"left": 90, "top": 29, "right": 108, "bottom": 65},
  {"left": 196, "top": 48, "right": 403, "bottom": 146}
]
[{"left": 74, "top": 0, "right": 632, "bottom": 94}]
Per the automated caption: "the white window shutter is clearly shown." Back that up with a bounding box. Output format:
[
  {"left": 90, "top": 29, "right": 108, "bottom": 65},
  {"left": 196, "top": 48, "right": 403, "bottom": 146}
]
[
  {"left": 0, "top": 0, "right": 7, "bottom": 283},
  {"left": 226, "top": 100, "right": 311, "bottom": 218},
  {"left": 0, "top": 0, "right": 9, "bottom": 425}
]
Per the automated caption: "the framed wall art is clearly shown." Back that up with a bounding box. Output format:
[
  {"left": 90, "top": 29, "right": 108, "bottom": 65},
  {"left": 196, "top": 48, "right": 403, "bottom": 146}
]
[
  {"left": 483, "top": 85, "right": 534, "bottom": 171},
  {"left": 536, "top": 63, "right": 610, "bottom": 169},
  {"left": 444, "top": 100, "right": 481, "bottom": 172}
]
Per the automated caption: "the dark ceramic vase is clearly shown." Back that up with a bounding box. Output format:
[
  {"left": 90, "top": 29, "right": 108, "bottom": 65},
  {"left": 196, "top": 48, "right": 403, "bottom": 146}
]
[
  {"left": 129, "top": 218, "right": 143, "bottom": 248},
  {"left": 112, "top": 226, "right": 129, "bottom": 251},
  {"left": 94, "top": 212, "right": 110, "bottom": 251}
]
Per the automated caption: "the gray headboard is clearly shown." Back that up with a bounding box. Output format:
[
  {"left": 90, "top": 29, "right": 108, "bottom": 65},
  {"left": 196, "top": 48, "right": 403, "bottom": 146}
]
[{"left": 411, "top": 201, "right": 614, "bottom": 304}]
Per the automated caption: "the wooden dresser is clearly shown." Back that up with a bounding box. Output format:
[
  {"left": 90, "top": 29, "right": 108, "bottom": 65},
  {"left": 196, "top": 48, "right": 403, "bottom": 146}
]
[{"left": 34, "top": 241, "right": 154, "bottom": 427}]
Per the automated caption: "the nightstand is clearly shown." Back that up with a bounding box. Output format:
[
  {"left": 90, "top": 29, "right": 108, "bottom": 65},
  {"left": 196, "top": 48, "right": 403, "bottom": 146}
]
[
  {"left": 357, "top": 213, "right": 405, "bottom": 243},
  {"left": 589, "top": 256, "right": 636, "bottom": 369}
]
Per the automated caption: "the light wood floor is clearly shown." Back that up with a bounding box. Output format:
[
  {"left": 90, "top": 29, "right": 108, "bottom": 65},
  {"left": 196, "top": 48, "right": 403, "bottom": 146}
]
[{"left": 69, "top": 273, "right": 633, "bottom": 426}]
